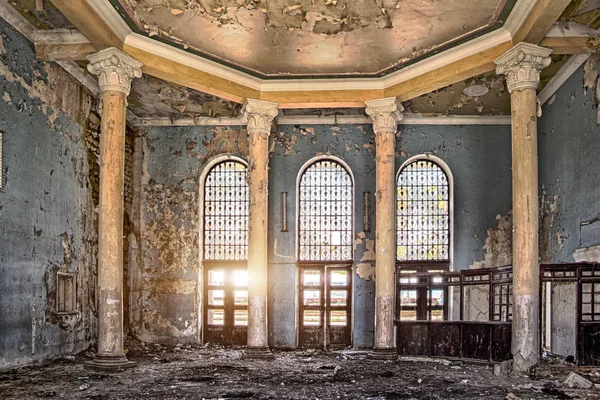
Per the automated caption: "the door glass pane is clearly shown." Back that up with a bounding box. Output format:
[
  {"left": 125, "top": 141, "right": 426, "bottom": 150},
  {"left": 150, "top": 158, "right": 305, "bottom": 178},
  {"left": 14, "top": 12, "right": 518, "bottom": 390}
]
[
  {"left": 208, "top": 309, "right": 224, "bottom": 325},
  {"left": 234, "top": 310, "right": 248, "bottom": 326},
  {"left": 330, "top": 290, "right": 347, "bottom": 306},
  {"left": 208, "top": 270, "right": 225, "bottom": 286},
  {"left": 234, "top": 290, "right": 248, "bottom": 306},
  {"left": 208, "top": 290, "right": 225, "bottom": 306},
  {"left": 330, "top": 310, "right": 347, "bottom": 326},
  {"left": 303, "top": 290, "right": 320, "bottom": 306},
  {"left": 303, "top": 310, "right": 320, "bottom": 326},
  {"left": 304, "top": 270, "right": 320, "bottom": 286},
  {"left": 233, "top": 270, "right": 248, "bottom": 287},
  {"left": 330, "top": 270, "right": 347, "bottom": 286}
]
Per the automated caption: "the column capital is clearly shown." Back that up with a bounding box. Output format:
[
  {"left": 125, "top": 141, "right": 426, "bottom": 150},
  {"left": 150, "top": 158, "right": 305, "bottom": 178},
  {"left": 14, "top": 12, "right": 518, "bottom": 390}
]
[
  {"left": 87, "top": 47, "right": 143, "bottom": 95},
  {"left": 494, "top": 42, "right": 552, "bottom": 93},
  {"left": 365, "top": 97, "right": 404, "bottom": 134},
  {"left": 241, "top": 99, "right": 279, "bottom": 139}
]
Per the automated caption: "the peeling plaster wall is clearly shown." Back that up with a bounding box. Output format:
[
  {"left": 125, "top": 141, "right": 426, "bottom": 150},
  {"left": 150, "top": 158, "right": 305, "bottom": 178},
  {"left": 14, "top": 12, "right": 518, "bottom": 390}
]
[
  {"left": 0, "top": 18, "right": 98, "bottom": 367},
  {"left": 539, "top": 66, "right": 600, "bottom": 262},
  {"left": 396, "top": 125, "right": 513, "bottom": 270},
  {"left": 137, "top": 123, "right": 512, "bottom": 348},
  {"left": 135, "top": 125, "right": 248, "bottom": 344}
]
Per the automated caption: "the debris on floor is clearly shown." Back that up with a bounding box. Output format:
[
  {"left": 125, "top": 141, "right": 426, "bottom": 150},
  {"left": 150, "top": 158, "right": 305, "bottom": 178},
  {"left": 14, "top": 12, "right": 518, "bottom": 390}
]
[{"left": 1, "top": 341, "right": 599, "bottom": 399}]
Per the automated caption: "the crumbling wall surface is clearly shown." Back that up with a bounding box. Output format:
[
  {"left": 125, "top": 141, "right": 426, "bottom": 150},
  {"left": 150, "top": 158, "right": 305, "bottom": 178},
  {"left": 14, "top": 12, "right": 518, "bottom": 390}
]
[
  {"left": 269, "top": 124, "right": 376, "bottom": 349},
  {"left": 396, "top": 125, "right": 513, "bottom": 270},
  {"left": 539, "top": 65, "right": 600, "bottom": 262},
  {"left": 136, "top": 125, "right": 248, "bottom": 344},
  {"left": 0, "top": 18, "right": 98, "bottom": 368}
]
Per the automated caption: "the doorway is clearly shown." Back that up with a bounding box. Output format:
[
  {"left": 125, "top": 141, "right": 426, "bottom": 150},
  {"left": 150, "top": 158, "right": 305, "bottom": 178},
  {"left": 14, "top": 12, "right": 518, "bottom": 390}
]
[{"left": 298, "top": 264, "right": 352, "bottom": 348}]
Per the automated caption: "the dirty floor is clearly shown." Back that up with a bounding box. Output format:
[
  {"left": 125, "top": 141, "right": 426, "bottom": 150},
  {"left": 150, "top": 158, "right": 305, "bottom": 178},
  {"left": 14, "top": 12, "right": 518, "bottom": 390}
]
[{"left": 1, "top": 342, "right": 598, "bottom": 400}]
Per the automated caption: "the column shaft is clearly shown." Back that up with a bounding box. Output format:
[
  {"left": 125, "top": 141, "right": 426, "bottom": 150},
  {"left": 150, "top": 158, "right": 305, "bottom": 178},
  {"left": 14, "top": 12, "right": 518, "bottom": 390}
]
[
  {"left": 510, "top": 88, "right": 540, "bottom": 371},
  {"left": 97, "top": 90, "right": 128, "bottom": 356},
  {"left": 247, "top": 130, "right": 269, "bottom": 350},
  {"left": 374, "top": 130, "right": 397, "bottom": 350}
]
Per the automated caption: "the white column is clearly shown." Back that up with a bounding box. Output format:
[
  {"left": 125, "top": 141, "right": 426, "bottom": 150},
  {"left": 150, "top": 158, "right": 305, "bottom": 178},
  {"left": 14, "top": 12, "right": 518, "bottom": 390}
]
[
  {"left": 241, "top": 99, "right": 278, "bottom": 358},
  {"left": 85, "top": 47, "right": 142, "bottom": 371},
  {"left": 494, "top": 42, "right": 551, "bottom": 374},
  {"left": 365, "top": 97, "right": 404, "bottom": 359}
]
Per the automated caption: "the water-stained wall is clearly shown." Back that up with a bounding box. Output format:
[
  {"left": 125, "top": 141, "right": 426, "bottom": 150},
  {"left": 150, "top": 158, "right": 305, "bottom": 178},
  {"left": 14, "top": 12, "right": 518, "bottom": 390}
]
[
  {"left": 137, "top": 122, "right": 512, "bottom": 348},
  {"left": 0, "top": 18, "right": 99, "bottom": 367}
]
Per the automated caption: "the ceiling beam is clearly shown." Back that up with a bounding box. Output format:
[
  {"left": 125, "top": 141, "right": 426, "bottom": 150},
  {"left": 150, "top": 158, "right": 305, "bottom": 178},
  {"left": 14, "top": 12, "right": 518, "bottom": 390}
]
[
  {"left": 34, "top": 30, "right": 96, "bottom": 61},
  {"left": 513, "top": 0, "right": 573, "bottom": 44},
  {"left": 50, "top": 0, "right": 122, "bottom": 49},
  {"left": 539, "top": 22, "right": 600, "bottom": 54}
]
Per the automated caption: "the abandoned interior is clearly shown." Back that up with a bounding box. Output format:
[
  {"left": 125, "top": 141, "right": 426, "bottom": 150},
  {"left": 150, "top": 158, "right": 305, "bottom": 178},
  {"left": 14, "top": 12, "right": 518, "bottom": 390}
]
[{"left": 1, "top": 0, "right": 600, "bottom": 399}]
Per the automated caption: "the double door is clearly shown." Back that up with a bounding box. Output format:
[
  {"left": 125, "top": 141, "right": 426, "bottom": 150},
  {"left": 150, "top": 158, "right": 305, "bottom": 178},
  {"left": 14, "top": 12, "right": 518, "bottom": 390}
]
[
  {"left": 203, "top": 262, "right": 248, "bottom": 345},
  {"left": 299, "top": 264, "right": 352, "bottom": 348}
]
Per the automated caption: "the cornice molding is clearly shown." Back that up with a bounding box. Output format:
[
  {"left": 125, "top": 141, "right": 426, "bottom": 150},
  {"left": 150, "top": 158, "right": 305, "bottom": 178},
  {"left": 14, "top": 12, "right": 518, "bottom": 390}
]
[
  {"left": 494, "top": 42, "right": 552, "bottom": 93},
  {"left": 87, "top": 47, "right": 143, "bottom": 95}
]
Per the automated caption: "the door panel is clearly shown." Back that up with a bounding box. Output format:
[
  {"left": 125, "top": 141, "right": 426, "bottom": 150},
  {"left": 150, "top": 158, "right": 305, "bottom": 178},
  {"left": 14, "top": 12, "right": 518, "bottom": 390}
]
[
  {"left": 204, "top": 263, "right": 248, "bottom": 344},
  {"left": 299, "top": 265, "right": 352, "bottom": 348}
]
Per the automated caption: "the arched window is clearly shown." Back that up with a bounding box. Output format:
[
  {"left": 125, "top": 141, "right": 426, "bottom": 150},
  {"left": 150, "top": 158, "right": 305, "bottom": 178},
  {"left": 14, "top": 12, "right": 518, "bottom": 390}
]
[
  {"left": 396, "top": 158, "right": 450, "bottom": 262},
  {"left": 201, "top": 158, "right": 249, "bottom": 344},
  {"left": 203, "top": 160, "right": 248, "bottom": 260},
  {"left": 298, "top": 158, "right": 353, "bottom": 261}
]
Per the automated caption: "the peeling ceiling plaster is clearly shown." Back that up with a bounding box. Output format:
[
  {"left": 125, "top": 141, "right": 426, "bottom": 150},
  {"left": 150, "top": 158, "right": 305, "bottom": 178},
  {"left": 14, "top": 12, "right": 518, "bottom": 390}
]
[
  {"left": 129, "top": 74, "right": 242, "bottom": 118},
  {"left": 114, "top": 0, "right": 512, "bottom": 78}
]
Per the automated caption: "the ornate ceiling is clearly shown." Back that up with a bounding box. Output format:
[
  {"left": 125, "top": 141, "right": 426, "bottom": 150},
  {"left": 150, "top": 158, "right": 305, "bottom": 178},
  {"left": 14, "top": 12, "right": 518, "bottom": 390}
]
[{"left": 111, "top": 0, "right": 515, "bottom": 78}]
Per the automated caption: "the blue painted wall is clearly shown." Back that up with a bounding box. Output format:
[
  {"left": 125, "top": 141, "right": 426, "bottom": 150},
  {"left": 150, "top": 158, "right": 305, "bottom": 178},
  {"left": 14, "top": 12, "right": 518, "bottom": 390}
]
[{"left": 538, "top": 66, "right": 600, "bottom": 262}]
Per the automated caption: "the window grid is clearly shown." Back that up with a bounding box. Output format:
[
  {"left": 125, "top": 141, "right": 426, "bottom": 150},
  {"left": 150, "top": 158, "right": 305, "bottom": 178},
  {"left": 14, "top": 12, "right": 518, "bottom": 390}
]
[
  {"left": 581, "top": 282, "right": 600, "bottom": 321},
  {"left": 203, "top": 161, "right": 248, "bottom": 261},
  {"left": 397, "top": 160, "right": 449, "bottom": 261},
  {"left": 299, "top": 160, "right": 353, "bottom": 261}
]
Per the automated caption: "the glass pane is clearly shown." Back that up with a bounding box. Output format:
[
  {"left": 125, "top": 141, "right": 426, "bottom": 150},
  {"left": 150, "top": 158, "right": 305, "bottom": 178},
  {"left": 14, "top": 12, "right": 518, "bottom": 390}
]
[
  {"left": 234, "top": 290, "right": 248, "bottom": 306},
  {"left": 303, "top": 290, "right": 320, "bottom": 306},
  {"left": 208, "top": 290, "right": 225, "bottom": 306},
  {"left": 234, "top": 310, "right": 248, "bottom": 326},
  {"left": 208, "top": 309, "right": 224, "bottom": 325},
  {"left": 208, "top": 270, "right": 225, "bottom": 286},
  {"left": 298, "top": 160, "right": 353, "bottom": 261},
  {"left": 203, "top": 161, "right": 248, "bottom": 260},
  {"left": 330, "top": 290, "right": 347, "bottom": 306},
  {"left": 429, "top": 289, "right": 444, "bottom": 306},
  {"left": 330, "top": 310, "right": 347, "bottom": 326},
  {"left": 233, "top": 270, "right": 248, "bottom": 287},
  {"left": 304, "top": 270, "right": 320, "bottom": 286},
  {"left": 330, "top": 270, "right": 347, "bottom": 286},
  {"left": 303, "top": 310, "right": 320, "bottom": 326}
]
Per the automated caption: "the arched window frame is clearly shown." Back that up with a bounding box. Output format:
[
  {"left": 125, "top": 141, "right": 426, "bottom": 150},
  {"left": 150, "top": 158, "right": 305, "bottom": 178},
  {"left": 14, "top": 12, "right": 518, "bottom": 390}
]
[
  {"left": 396, "top": 154, "right": 454, "bottom": 270},
  {"left": 199, "top": 155, "right": 249, "bottom": 262},
  {"left": 295, "top": 155, "right": 355, "bottom": 262}
]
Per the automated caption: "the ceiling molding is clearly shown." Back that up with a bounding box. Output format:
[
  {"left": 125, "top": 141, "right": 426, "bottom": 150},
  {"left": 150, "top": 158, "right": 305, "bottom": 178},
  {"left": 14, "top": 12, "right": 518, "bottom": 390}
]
[
  {"left": 130, "top": 114, "right": 511, "bottom": 127},
  {"left": 538, "top": 54, "right": 589, "bottom": 106},
  {"left": 504, "top": 0, "right": 537, "bottom": 38},
  {"left": 87, "top": 0, "right": 130, "bottom": 42}
]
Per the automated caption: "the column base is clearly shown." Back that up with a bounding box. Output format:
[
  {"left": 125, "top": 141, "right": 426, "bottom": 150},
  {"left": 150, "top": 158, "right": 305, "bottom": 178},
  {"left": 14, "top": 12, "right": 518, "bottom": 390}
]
[
  {"left": 243, "top": 346, "right": 273, "bottom": 359},
  {"left": 367, "top": 348, "right": 398, "bottom": 360},
  {"left": 84, "top": 353, "right": 136, "bottom": 372}
]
